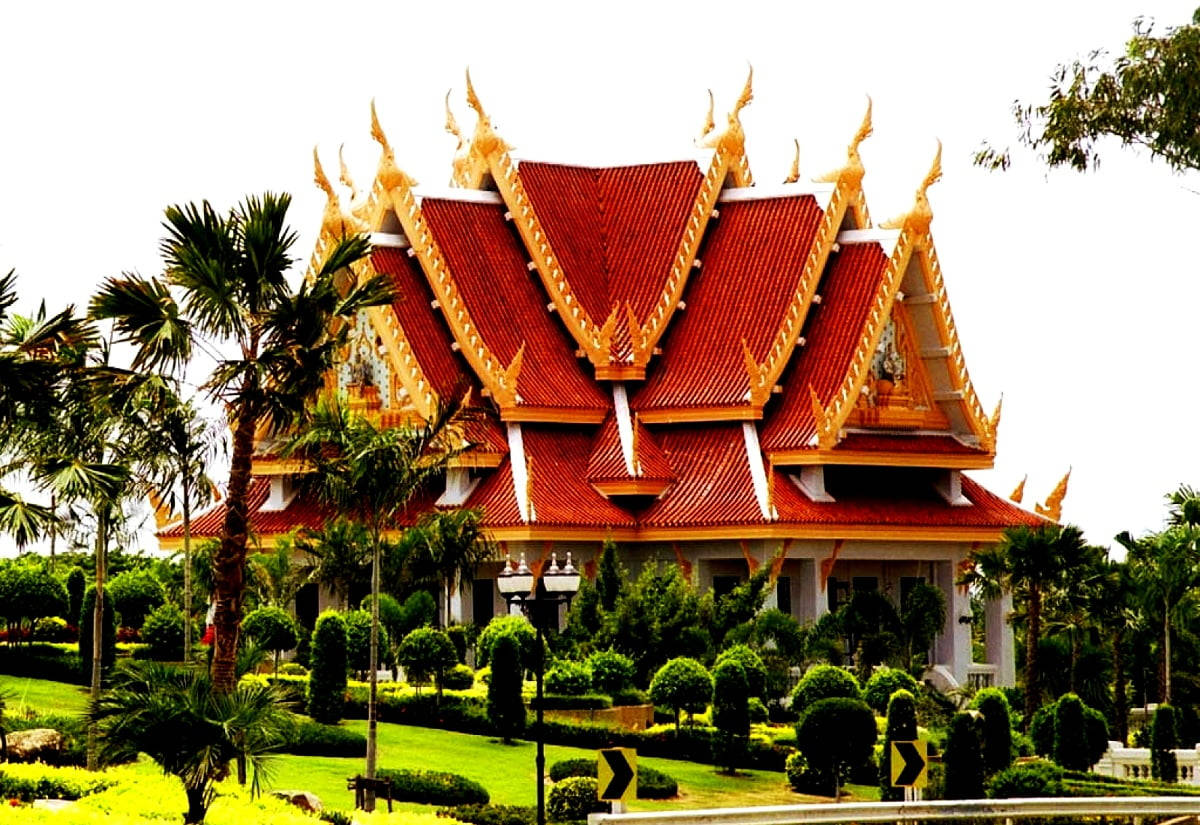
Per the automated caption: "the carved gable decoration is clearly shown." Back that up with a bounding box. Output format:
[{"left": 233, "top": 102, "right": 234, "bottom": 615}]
[{"left": 846, "top": 304, "right": 948, "bottom": 430}]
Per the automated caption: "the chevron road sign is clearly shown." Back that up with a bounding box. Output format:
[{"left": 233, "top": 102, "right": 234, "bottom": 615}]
[
  {"left": 889, "top": 740, "right": 928, "bottom": 788},
  {"left": 598, "top": 748, "right": 637, "bottom": 802}
]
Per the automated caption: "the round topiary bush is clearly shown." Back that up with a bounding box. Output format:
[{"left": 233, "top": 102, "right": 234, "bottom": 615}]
[
  {"left": 141, "top": 603, "right": 186, "bottom": 661},
  {"left": 796, "top": 696, "right": 877, "bottom": 798},
  {"left": 547, "top": 758, "right": 678, "bottom": 799},
  {"left": 785, "top": 751, "right": 807, "bottom": 791},
  {"left": 545, "top": 660, "right": 591, "bottom": 696},
  {"left": 791, "top": 665, "right": 860, "bottom": 717},
  {"left": 987, "top": 760, "right": 1064, "bottom": 798},
  {"left": 106, "top": 569, "right": 165, "bottom": 629},
  {"left": 33, "top": 616, "right": 71, "bottom": 642},
  {"left": 78, "top": 586, "right": 116, "bottom": 675},
  {"left": 715, "top": 645, "right": 768, "bottom": 699},
  {"left": 442, "top": 663, "right": 476, "bottom": 690},
  {"left": 307, "top": 610, "right": 348, "bottom": 725},
  {"left": 649, "top": 657, "right": 712, "bottom": 731},
  {"left": 748, "top": 696, "right": 769, "bottom": 724},
  {"left": 398, "top": 627, "right": 457, "bottom": 693},
  {"left": 972, "top": 688, "right": 1014, "bottom": 775},
  {"left": 487, "top": 633, "right": 525, "bottom": 743},
  {"left": 242, "top": 606, "right": 299, "bottom": 671},
  {"left": 547, "top": 776, "right": 607, "bottom": 821},
  {"left": 862, "top": 668, "right": 919, "bottom": 713},
  {"left": 476, "top": 615, "right": 537, "bottom": 668},
  {"left": 376, "top": 768, "right": 490, "bottom": 805},
  {"left": 344, "top": 609, "right": 391, "bottom": 677},
  {"left": 587, "top": 650, "right": 635, "bottom": 694}
]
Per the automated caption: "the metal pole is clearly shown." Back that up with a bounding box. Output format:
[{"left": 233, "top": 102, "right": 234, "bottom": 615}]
[{"left": 536, "top": 619, "right": 546, "bottom": 825}]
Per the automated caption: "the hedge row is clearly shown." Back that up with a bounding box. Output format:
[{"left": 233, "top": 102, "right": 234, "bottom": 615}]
[
  {"left": 548, "top": 758, "right": 678, "bottom": 799},
  {"left": 529, "top": 694, "right": 612, "bottom": 711},
  {"left": 438, "top": 804, "right": 537, "bottom": 825},
  {"left": 0, "top": 764, "right": 113, "bottom": 801},
  {"left": 0, "top": 645, "right": 85, "bottom": 685},
  {"left": 342, "top": 689, "right": 788, "bottom": 770},
  {"left": 284, "top": 720, "right": 366, "bottom": 757},
  {"left": 375, "top": 768, "right": 490, "bottom": 806}
]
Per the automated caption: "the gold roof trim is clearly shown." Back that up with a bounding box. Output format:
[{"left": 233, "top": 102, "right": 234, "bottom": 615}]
[
  {"left": 1010, "top": 474, "right": 1027, "bottom": 504},
  {"left": 784, "top": 139, "right": 800, "bottom": 184},
  {"left": 816, "top": 96, "right": 873, "bottom": 228},
  {"left": 881, "top": 140, "right": 942, "bottom": 238}
]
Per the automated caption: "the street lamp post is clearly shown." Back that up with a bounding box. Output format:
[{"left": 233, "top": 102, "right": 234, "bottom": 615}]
[{"left": 497, "top": 552, "right": 580, "bottom": 825}]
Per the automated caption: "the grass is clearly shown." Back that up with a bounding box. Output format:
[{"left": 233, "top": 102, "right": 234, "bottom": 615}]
[
  {"left": 0, "top": 674, "right": 89, "bottom": 716},
  {"left": 267, "top": 721, "right": 869, "bottom": 813}
]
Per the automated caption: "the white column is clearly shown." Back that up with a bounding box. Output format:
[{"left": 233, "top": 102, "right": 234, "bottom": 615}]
[
  {"left": 934, "top": 559, "right": 971, "bottom": 686},
  {"left": 802, "top": 558, "right": 828, "bottom": 623},
  {"left": 985, "top": 591, "right": 1016, "bottom": 687}
]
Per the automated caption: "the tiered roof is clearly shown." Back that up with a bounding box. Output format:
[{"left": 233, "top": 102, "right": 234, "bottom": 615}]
[{"left": 158, "top": 72, "right": 1044, "bottom": 551}]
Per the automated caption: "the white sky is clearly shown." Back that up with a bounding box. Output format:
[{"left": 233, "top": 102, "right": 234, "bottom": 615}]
[{"left": 2, "top": 0, "right": 1197, "bottom": 555}]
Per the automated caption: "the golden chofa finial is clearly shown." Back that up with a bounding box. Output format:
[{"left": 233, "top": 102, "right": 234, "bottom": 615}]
[
  {"left": 313, "top": 146, "right": 353, "bottom": 236},
  {"left": 445, "top": 90, "right": 465, "bottom": 149},
  {"left": 463, "top": 68, "right": 511, "bottom": 156},
  {"left": 1009, "top": 474, "right": 1027, "bottom": 504},
  {"left": 982, "top": 393, "right": 1002, "bottom": 451},
  {"left": 369, "top": 99, "right": 419, "bottom": 193},
  {"left": 731, "top": 63, "right": 754, "bottom": 121},
  {"left": 881, "top": 139, "right": 942, "bottom": 233},
  {"left": 313, "top": 146, "right": 336, "bottom": 201},
  {"left": 338, "top": 144, "right": 359, "bottom": 202},
  {"left": 1035, "top": 467, "right": 1072, "bottom": 523},
  {"left": 699, "top": 64, "right": 754, "bottom": 151},
  {"left": 697, "top": 89, "right": 716, "bottom": 144},
  {"left": 816, "top": 96, "right": 873, "bottom": 184},
  {"left": 784, "top": 139, "right": 800, "bottom": 184}
]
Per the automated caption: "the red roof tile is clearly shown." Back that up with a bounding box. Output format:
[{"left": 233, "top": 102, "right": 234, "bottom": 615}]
[
  {"left": 633, "top": 195, "right": 825, "bottom": 412},
  {"left": 372, "top": 247, "right": 476, "bottom": 400},
  {"left": 833, "top": 433, "right": 986, "bottom": 455},
  {"left": 519, "top": 161, "right": 704, "bottom": 360},
  {"left": 419, "top": 198, "right": 608, "bottom": 412},
  {"left": 761, "top": 242, "right": 889, "bottom": 450},
  {"left": 159, "top": 478, "right": 332, "bottom": 539},
  {"left": 640, "top": 425, "right": 765, "bottom": 527},
  {"left": 586, "top": 414, "right": 674, "bottom": 482}
]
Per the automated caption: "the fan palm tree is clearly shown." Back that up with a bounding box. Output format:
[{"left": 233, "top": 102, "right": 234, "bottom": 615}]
[
  {"left": 90, "top": 660, "right": 294, "bottom": 824},
  {"left": 90, "top": 192, "right": 387, "bottom": 692},
  {"left": 286, "top": 395, "right": 468, "bottom": 810},
  {"left": 960, "top": 523, "right": 1089, "bottom": 725},
  {"left": 404, "top": 508, "right": 495, "bottom": 627},
  {"left": 249, "top": 537, "right": 311, "bottom": 610},
  {"left": 1042, "top": 542, "right": 1109, "bottom": 693}
]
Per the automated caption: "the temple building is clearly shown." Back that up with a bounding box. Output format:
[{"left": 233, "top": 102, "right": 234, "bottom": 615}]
[{"left": 158, "top": 72, "right": 1057, "bottom": 691}]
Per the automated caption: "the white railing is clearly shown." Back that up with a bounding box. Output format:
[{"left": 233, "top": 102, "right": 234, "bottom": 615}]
[
  {"left": 967, "top": 662, "right": 997, "bottom": 690},
  {"left": 588, "top": 797, "right": 1200, "bottom": 825},
  {"left": 1094, "top": 741, "right": 1200, "bottom": 784}
]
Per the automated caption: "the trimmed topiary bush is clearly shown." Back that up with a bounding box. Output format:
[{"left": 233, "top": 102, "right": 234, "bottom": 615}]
[
  {"left": 398, "top": 627, "right": 457, "bottom": 695},
  {"left": 439, "top": 804, "right": 536, "bottom": 825},
  {"left": 650, "top": 657, "right": 713, "bottom": 732},
  {"left": 1052, "top": 693, "right": 1091, "bottom": 771},
  {"left": 106, "top": 569, "right": 165, "bottom": 629},
  {"left": 587, "top": 650, "right": 635, "bottom": 694},
  {"left": 375, "top": 768, "right": 489, "bottom": 805},
  {"left": 1152, "top": 703, "right": 1180, "bottom": 783},
  {"left": 477, "top": 615, "right": 536, "bottom": 668},
  {"left": 242, "top": 606, "right": 299, "bottom": 673},
  {"left": 712, "top": 659, "right": 750, "bottom": 772},
  {"left": 487, "top": 632, "right": 525, "bottom": 743},
  {"left": 1030, "top": 703, "right": 1055, "bottom": 756},
  {"left": 791, "top": 664, "right": 860, "bottom": 717},
  {"left": 879, "top": 688, "right": 918, "bottom": 801},
  {"left": 344, "top": 609, "right": 391, "bottom": 678},
  {"left": 943, "top": 711, "right": 986, "bottom": 799},
  {"left": 285, "top": 719, "right": 366, "bottom": 756},
  {"left": 748, "top": 696, "right": 768, "bottom": 724},
  {"left": 974, "top": 688, "right": 1014, "bottom": 775},
  {"left": 715, "top": 645, "right": 768, "bottom": 699},
  {"left": 548, "top": 758, "right": 678, "bottom": 799},
  {"left": 863, "top": 668, "right": 920, "bottom": 714},
  {"left": 796, "top": 696, "right": 877, "bottom": 799},
  {"left": 65, "top": 568, "right": 86, "bottom": 627},
  {"left": 1083, "top": 705, "right": 1110, "bottom": 768},
  {"left": 545, "top": 660, "right": 591, "bottom": 696},
  {"left": 141, "top": 602, "right": 187, "bottom": 661},
  {"left": 987, "top": 760, "right": 1064, "bottom": 798},
  {"left": 785, "top": 751, "right": 807, "bottom": 790},
  {"left": 443, "top": 663, "right": 476, "bottom": 690},
  {"left": 307, "top": 610, "right": 348, "bottom": 724},
  {"left": 547, "top": 776, "right": 607, "bottom": 822}
]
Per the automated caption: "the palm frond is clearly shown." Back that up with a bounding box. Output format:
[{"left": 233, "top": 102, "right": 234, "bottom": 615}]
[{"left": 90, "top": 274, "right": 193, "bottom": 373}]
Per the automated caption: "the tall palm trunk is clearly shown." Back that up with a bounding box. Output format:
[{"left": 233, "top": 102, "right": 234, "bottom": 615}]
[
  {"left": 87, "top": 508, "right": 107, "bottom": 771},
  {"left": 211, "top": 409, "right": 256, "bottom": 693},
  {"left": 48, "top": 493, "right": 56, "bottom": 572},
  {"left": 182, "top": 473, "right": 193, "bottom": 663},
  {"left": 364, "top": 528, "right": 382, "bottom": 812},
  {"left": 1069, "top": 627, "right": 1080, "bottom": 694},
  {"left": 1163, "top": 595, "right": 1172, "bottom": 704},
  {"left": 1113, "top": 627, "right": 1128, "bottom": 744},
  {"left": 1024, "top": 582, "right": 1041, "bottom": 727}
]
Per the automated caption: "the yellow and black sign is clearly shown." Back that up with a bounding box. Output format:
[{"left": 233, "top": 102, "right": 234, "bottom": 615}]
[
  {"left": 597, "top": 748, "right": 637, "bottom": 801},
  {"left": 889, "top": 740, "right": 928, "bottom": 788}
]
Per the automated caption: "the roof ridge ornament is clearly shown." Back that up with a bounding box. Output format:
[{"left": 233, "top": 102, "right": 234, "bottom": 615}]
[
  {"left": 981, "top": 394, "right": 1002, "bottom": 452},
  {"left": 445, "top": 90, "right": 472, "bottom": 187},
  {"left": 809, "top": 386, "right": 837, "bottom": 449},
  {"left": 784, "top": 139, "right": 800, "bottom": 184},
  {"left": 697, "top": 89, "right": 716, "bottom": 144},
  {"left": 313, "top": 147, "right": 364, "bottom": 237},
  {"left": 370, "top": 99, "right": 420, "bottom": 193},
  {"left": 1010, "top": 474, "right": 1027, "bottom": 504},
  {"left": 817, "top": 96, "right": 873, "bottom": 185},
  {"left": 696, "top": 65, "right": 754, "bottom": 185},
  {"left": 1034, "top": 467, "right": 1071, "bottom": 522},
  {"left": 465, "top": 68, "right": 513, "bottom": 157},
  {"left": 881, "top": 139, "right": 942, "bottom": 236}
]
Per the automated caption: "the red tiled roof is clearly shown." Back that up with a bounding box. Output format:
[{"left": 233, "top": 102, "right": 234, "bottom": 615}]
[
  {"left": 419, "top": 198, "right": 608, "bottom": 412},
  {"left": 461, "top": 410, "right": 509, "bottom": 457},
  {"left": 159, "top": 478, "right": 332, "bottom": 539},
  {"left": 640, "top": 425, "right": 765, "bottom": 527},
  {"left": 519, "top": 161, "right": 704, "bottom": 361},
  {"left": 761, "top": 241, "right": 889, "bottom": 450},
  {"left": 586, "top": 414, "right": 674, "bottom": 482},
  {"left": 833, "top": 433, "right": 986, "bottom": 455},
  {"left": 633, "top": 195, "right": 825, "bottom": 412},
  {"left": 372, "top": 247, "right": 475, "bottom": 399}
]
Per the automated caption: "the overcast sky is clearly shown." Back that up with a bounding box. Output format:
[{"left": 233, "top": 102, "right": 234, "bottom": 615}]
[{"left": 2, "top": 0, "right": 1197, "bottom": 556}]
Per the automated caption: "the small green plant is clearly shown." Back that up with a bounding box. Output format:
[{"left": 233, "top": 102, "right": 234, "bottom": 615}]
[
  {"left": 791, "top": 664, "right": 860, "bottom": 717},
  {"left": 442, "top": 663, "right": 476, "bottom": 690},
  {"left": 987, "top": 760, "right": 1064, "bottom": 798},
  {"left": 587, "top": 650, "right": 635, "bottom": 694},
  {"left": 375, "top": 768, "right": 489, "bottom": 805},
  {"left": 141, "top": 603, "right": 187, "bottom": 661},
  {"left": 545, "top": 660, "right": 591, "bottom": 696},
  {"left": 307, "top": 611, "right": 348, "bottom": 724},
  {"left": 547, "top": 776, "right": 607, "bottom": 822},
  {"left": 711, "top": 659, "right": 750, "bottom": 772}
]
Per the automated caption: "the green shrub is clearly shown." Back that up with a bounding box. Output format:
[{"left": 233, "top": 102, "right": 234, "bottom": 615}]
[
  {"left": 0, "top": 564, "right": 67, "bottom": 635},
  {"left": 974, "top": 688, "right": 1014, "bottom": 775},
  {"left": 784, "top": 751, "right": 807, "bottom": 790},
  {"left": 279, "top": 662, "right": 307, "bottom": 676},
  {"left": 1052, "top": 693, "right": 1091, "bottom": 771},
  {"left": 4, "top": 713, "right": 90, "bottom": 766},
  {"left": 106, "top": 569, "right": 165, "bottom": 629},
  {"left": 141, "top": 603, "right": 186, "bottom": 661},
  {"left": 439, "top": 803, "right": 536, "bottom": 825},
  {"left": 712, "top": 659, "right": 750, "bottom": 772},
  {"left": 530, "top": 694, "right": 612, "bottom": 711},
  {"left": 748, "top": 696, "right": 768, "bottom": 724},
  {"left": 587, "top": 650, "right": 635, "bottom": 694},
  {"left": 242, "top": 606, "right": 299, "bottom": 669},
  {"left": 547, "top": 776, "right": 606, "bottom": 822},
  {"left": 344, "top": 609, "right": 391, "bottom": 676},
  {"left": 1083, "top": 706, "right": 1110, "bottom": 767},
  {"left": 987, "top": 760, "right": 1064, "bottom": 798},
  {"left": 943, "top": 712, "right": 986, "bottom": 799},
  {"left": 0, "top": 763, "right": 114, "bottom": 801},
  {"left": 547, "top": 758, "right": 678, "bottom": 799},
  {"left": 610, "top": 688, "right": 648, "bottom": 706},
  {"left": 863, "top": 668, "right": 919, "bottom": 713},
  {"left": 1030, "top": 703, "right": 1055, "bottom": 756},
  {"left": 285, "top": 719, "right": 365, "bottom": 757},
  {"left": 32, "top": 616, "right": 70, "bottom": 642},
  {"left": 65, "top": 568, "right": 86, "bottom": 627},
  {"left": 376, "top": 768, "right": 489, "bottom": 805},
  {"left": 796, "top": 696, "right": 877, "bottom": 798},
  {"left": 1153, "top": 703, "right": 1180, "bottom": 783},
  {"left": 649, "top": 657, "right": 712, "bottom": 731},
  {"left": 398, "top": 627, "right": 457, "bottom": 694},
  {"left": 442, "top": 663, "right": 476, "bottom": 691},
  {"left": 78, "top": 586, "right": 116, "bottom": 677},
  {"left": 445, "top": 624, "right": 476, "bottom": 664},
  {"left": 715, "top": 645, "right": 768, "bottom": 699},
  {"left": 307, "top": 610, "right": 348, "bottom": 724},
  {"left": 477, "top": 615, "right": 536, "bottom": 668},
  {"left": 879, "top": 688, "right": 918, "bottom": 802},
  {"left": 546, "top": 660, "right": 591, "bottom": 696},
  {"left": 791, "top": 665, "right": 860, "bottom": 717},
  {"left": 399, "top": 590, "right": 439, "bottom": 636},
  {"left": 487, "top": 633, "right": 524, "bottom": 742}
]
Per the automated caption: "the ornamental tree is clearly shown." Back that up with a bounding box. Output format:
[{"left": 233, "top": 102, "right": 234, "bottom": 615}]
[
  {"left": 943, "top": 712, "right": 986, "bottom": 800},
  {"left": 241, "top": 606, "right": 299, "bottom": 674},
  {"left": 487, "top": 632, "right": 525, "bottom": 743},
  {"left": 649, "top": 657, "right": 712, "bottom": 732},
  {"left": 796, "top": 696, "right": 877, "bottom": 800},
  {"left": 715, "top": 644, "right": 767, "bottom": 700},
  {"left": 711, "top": 659, "right": 750, "bottom": 773},
  {"left": 307, "top": 611, "right": 348, "bottom": 725},
  {"left": 397, "top": 627, "right": 457, "bottom": 697}
]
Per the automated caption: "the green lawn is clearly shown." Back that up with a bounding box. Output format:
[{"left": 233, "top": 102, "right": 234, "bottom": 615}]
[
  {"left": 268, "top": 721, "right": 865, "bottom": 813},
  {"left": 0, "top": 674, "right": 89, "bottom": 716}
]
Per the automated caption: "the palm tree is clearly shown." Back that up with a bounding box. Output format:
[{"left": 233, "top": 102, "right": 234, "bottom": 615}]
[
  {"left": 90, "top": 192, "right": 386, "bottom": 692},
  {"left": 90, "top": 660, "right": 293, "bottom": 824},
  {"left": 404, "top": 509, "right": 495, "bottom": 627},
  {"left": 1042, "top": 542, "right": 1108, "bottom": 693},
  {"left": 250, "top": 537, "right": 310, "bottom": 610},
  {"left": 961, "top": 523, "right": 1089, "bottom": 725},
  {"left": 286, "top": 396, "right": 466, "bottom": 811},
  {"left": 296, "top": 519, "right": 371, "bottom": 609}
]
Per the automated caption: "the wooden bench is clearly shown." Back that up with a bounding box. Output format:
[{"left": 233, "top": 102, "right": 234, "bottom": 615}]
[{"left": 346, "top": 775, "right": 394, "bottom": 812}]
